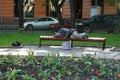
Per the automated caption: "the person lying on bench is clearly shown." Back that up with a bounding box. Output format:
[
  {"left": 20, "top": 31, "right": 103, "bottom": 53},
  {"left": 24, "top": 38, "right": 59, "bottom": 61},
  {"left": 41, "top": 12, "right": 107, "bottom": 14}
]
[{"left": 54, "top": 28, "right": 88, "bottom": 39}]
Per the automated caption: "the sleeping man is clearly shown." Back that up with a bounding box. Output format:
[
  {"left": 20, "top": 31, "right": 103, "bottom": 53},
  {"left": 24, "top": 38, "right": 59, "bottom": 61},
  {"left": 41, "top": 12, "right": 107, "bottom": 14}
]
[{"left": 54, "top": 28, "right": 88, "bottom": 39}]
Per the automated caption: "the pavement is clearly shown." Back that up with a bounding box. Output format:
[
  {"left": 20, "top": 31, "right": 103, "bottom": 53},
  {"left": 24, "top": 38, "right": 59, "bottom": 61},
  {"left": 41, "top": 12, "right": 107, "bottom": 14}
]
[{"left": 0, "top": 44, "right": 120, "bottom": 60}]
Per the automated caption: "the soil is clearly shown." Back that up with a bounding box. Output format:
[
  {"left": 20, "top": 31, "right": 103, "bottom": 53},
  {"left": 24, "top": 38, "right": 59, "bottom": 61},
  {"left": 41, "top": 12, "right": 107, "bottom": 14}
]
[{"left": 0, "top": 55, "right": 120, "bottom": 80}]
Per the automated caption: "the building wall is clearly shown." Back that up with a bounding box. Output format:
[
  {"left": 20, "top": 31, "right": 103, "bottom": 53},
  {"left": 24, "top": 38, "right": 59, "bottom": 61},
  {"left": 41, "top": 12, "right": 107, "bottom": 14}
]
[
  {"left": 62, "top": 0, "right": 71, "bottom": 18},
  {"left": 1, "top": 0, "right": 118, "bottom": 18},
  {"left": 61, "top": 0, "right": 92, "bottom": 19},
  {"left": 0, "top": 0, "right": 118, "bottom": 24},
  {"left": 1, "top": 0, "right": 47, "bottom": 24},
  {"left": 0, "top": 0, "right": 1, "bottom": 16},
  {"left": 34, "top": 0, "right": 46, "bottom": 17},
  {"left": 82, "top": 0, "right": 91, "bottom": 19},
  {"left": 1, "top": 0, "right": 16, "bottom": 24},
  {"left": 82, "top": 0, "right": 117, "bottom": 18},
  {"left": 1, "top": 0, "right": 46, "bottom": 18},
  {"left": 104, "top": 2, "right": 117, "bottom": 14},
  {"left": 62, "top": 0, "right": 117, "bottom": 19},
  {"left": 2, "top": 0, "right": 14, "bottom": 17}
]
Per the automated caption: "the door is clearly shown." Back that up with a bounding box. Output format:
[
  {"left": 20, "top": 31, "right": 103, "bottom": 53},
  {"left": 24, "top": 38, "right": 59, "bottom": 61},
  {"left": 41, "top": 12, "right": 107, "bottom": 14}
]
[{"left": 75, "top": 0, "right": 82, "bottom": 19}]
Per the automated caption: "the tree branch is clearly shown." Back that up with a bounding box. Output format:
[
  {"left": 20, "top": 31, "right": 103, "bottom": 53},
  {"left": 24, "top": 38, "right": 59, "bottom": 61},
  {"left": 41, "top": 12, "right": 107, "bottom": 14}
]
[{"left": 59, "top": 0, "right": 65, "bottom": 8}]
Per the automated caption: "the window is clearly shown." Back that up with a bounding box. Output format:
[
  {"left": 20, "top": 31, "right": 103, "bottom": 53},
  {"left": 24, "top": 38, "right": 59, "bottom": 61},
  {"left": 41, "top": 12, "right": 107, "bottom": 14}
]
[
  {"left": 91, "top": 0, "right": 104, "bottom": 14},
  {"left": 38, "top": 18, "right": 44, "bottom": 22},
  {"left": 14, "top": 0, "right": 34, "bottom": 18},
  {"left": 91, "top": 0, "right": 104, "bottom": 6},
  {"left": 24, "top": 0, "right": 34, "bottom": 18},
  {"left": 14, "top": 0, "right": 19, "bottom": 17},
  {"left": 45, "top": 18, "right": 54, "bottom": 21}
]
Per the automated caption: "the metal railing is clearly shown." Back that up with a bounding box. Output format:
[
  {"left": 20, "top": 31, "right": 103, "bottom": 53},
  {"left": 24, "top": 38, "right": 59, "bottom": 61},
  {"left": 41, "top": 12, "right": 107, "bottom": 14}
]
[{"left": 0, "top": 25, "right": 19, "bottom": 33}]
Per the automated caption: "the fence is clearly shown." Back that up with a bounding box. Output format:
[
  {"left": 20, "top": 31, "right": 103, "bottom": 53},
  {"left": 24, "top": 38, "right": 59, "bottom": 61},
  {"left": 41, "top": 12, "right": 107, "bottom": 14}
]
[
  {"left": 0, "top": 24, "right": 55, "bottom": 33},
  {"left": 0, "top": 16, "right": 20, "bottom": 33},
  {"left": 0, "top": 25, "right": 19, "bottom": 33}
]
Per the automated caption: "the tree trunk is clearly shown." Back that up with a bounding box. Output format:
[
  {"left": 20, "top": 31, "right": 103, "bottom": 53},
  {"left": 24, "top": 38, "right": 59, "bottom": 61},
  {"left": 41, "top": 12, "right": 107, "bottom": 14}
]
[
  {"left": 69, "top": 0, "right": 75, "bottom": 19},
  {"left": 50, "top": 0, "right": 65, "bottom": 27},
  {"left": 69, "top": 0, "right": 75, "bottom": 28},
  {"left": 18, "top": 0, "right": 24, "bottom": 28},
  {"left": 46, "top": 0, "right": 49, "bottom": 16},
  {"left": 55, "top": 7, "right": 64, "bottom": 26}
]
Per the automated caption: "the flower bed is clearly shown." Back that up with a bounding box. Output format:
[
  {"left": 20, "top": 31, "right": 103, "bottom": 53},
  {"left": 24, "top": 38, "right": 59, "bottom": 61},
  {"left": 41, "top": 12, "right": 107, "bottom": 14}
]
[{"left": 0, "top": 51, "right": 120, "bottom": 80}]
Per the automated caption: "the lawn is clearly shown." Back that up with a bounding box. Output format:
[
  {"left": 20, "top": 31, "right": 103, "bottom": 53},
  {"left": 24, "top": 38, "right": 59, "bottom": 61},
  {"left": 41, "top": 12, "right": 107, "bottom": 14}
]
[{"left": 0, "top": 33, "right": 120, "bottom": 48}]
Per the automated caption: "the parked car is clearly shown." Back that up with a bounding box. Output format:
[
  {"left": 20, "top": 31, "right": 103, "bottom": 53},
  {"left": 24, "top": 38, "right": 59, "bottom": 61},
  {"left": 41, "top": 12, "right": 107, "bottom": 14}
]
[
  {"left": 111, "top": 18, "right": 120, "bottom": 33},
  {"left": 76, "top": 14, "right": 120, "bottom": 33},
  {"left": 49, "top": 18, "right": 72, "bottom": 31},
  {"left": 24, "top": 16, "right": 59, "bottom": 31}
]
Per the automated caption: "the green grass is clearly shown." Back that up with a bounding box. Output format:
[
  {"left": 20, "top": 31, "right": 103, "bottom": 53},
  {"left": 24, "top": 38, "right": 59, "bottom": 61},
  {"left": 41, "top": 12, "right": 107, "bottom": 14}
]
[
  {"left": 0, "top": 32, "right": 53, "bottom": 46},
  {"left": 90, "top": 33, "right": 120, "bottom": 47},
  {"left": 0, "top": 33, "right": 120, "bottom": 48}
]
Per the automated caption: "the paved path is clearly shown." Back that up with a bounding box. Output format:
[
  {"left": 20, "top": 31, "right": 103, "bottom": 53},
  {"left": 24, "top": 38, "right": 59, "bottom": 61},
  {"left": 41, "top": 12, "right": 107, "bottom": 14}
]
[{"left": 0, "top": 45, "right": 120, "bottom": 60}]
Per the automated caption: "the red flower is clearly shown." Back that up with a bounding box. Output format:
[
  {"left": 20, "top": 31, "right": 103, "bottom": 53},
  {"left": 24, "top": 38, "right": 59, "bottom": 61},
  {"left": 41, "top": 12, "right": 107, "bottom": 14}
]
[
  {"left": 29, "top": 74, "right": 36, "bottom": 77},
  {"left": 94, "top": 70, "right": 101, "bottom": 77},
  {"left": 50, "top": 75, "right": 55, "bottom": 79},
  {"left": 117, "top": 73, "right": 120, "bottom": 78},
  {"left": 96, "top": 72, "right": 101, "bottom": 77},
  {"left": 94, "top": 52, "right": 97, "bottom": 56}
]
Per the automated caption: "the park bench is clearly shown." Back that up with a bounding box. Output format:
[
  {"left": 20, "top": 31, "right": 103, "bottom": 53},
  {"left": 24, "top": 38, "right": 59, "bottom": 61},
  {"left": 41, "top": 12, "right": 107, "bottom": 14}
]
[{"left": 39, "top": 36, "right": 106, "bottom": 50}]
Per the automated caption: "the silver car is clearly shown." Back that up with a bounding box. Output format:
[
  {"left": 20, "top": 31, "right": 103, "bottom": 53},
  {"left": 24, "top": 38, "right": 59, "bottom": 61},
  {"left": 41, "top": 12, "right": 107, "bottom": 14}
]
[{"left": 24, "top": 16, "right": 59, "bottom": 31}]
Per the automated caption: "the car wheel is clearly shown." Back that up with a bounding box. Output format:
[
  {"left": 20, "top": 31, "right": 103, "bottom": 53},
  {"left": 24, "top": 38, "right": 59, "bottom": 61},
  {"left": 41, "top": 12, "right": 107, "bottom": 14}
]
[
  {"left": 25, "top": 25, "right": 34, "bottom": 31},
  {"left": 83, "top": 26, "right": 91, "bottom": 33}
]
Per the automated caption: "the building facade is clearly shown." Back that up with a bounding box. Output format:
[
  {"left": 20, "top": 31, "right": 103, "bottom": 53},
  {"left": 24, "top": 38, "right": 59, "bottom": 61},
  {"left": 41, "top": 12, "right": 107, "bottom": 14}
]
[
  {"left": 62, "top": 0, "right": 117, "bottom": 19},
  {"left": 0, "top": 0, "right": 118, "bottom": 24}
]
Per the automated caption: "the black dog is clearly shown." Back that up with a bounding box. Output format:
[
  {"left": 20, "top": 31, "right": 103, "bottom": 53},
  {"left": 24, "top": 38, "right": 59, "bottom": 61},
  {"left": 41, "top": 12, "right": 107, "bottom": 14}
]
[{"left": 12, "top": 41, "right": 21, "bottom": 47}]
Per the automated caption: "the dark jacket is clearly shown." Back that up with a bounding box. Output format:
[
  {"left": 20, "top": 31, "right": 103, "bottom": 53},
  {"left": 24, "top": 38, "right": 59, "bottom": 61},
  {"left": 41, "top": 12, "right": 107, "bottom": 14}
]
[{"left": 58, "top": 28, "right": 76, "bottom": 38}]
